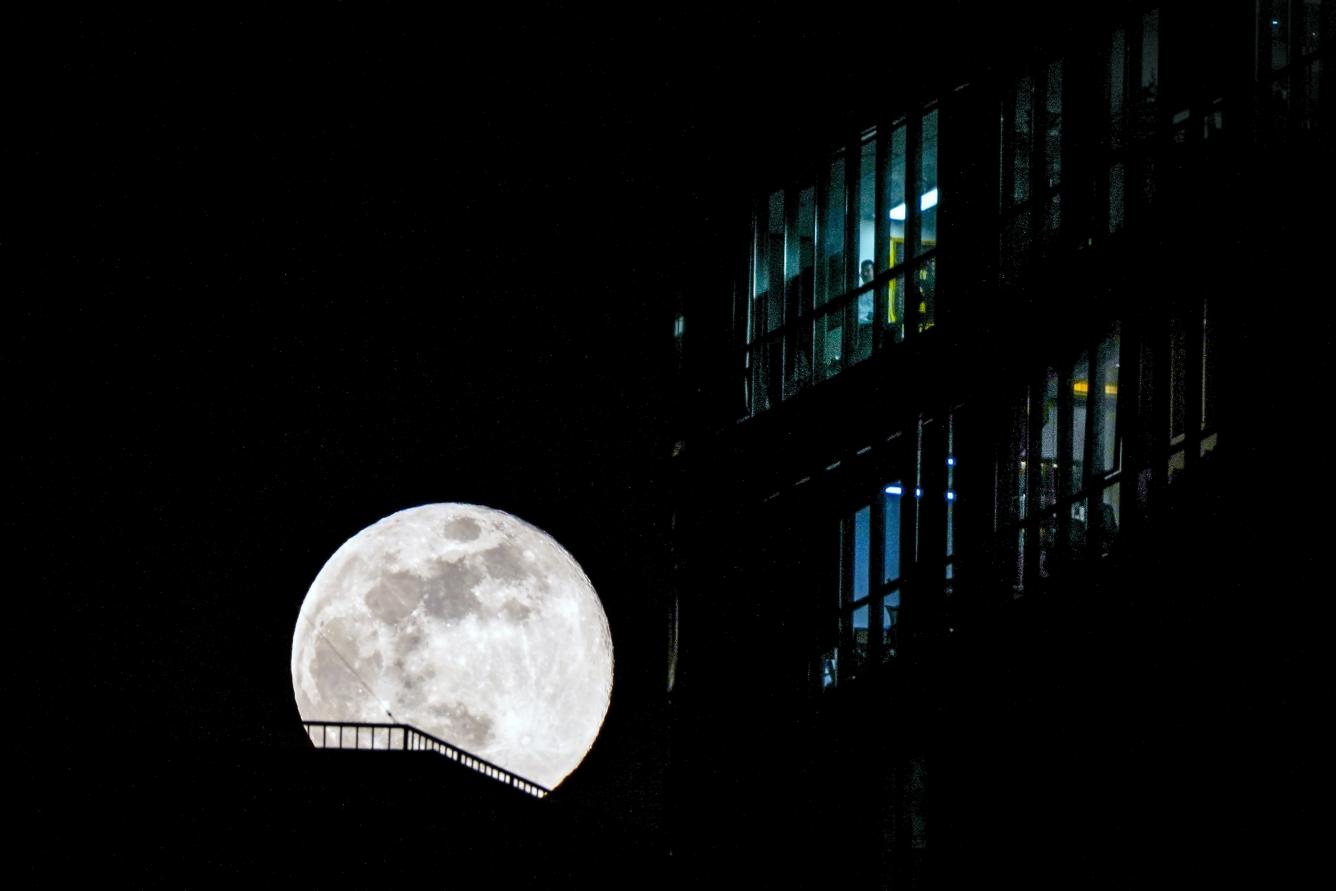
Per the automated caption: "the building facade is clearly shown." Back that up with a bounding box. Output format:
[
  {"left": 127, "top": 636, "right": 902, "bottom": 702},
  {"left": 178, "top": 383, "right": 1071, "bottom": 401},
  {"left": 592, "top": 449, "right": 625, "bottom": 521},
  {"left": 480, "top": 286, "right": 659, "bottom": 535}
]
[{"left": 669, "top": 2, "right": 1330, "bottom": 885}]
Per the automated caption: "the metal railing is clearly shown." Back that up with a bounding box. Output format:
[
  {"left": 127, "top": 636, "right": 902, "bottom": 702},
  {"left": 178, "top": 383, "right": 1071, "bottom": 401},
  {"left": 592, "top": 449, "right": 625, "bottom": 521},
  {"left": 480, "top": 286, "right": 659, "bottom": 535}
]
[{"left": 301, "top": 720, "right": 550, "bottom": 799}]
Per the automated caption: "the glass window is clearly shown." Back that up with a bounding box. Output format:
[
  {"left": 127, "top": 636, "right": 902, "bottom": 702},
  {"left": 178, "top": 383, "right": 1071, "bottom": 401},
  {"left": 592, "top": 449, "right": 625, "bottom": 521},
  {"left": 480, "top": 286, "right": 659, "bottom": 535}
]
[
  {"left": 886, "top": 123, "right": 908, "bottom": 271},
  {"left": 1169, "top": 313, "right": 1188, "bottom": 443},
  {"left": 1100, "top": 484, "right": 1121, "bottom": 558},
  {"left": 1010, "top": 76, "right": 1034, "bottom": 206},
  {"left": 1038, "top": 509, "right": 1058, "bottom": 580},
  {"left": 1301, "top": 0, "right": 1326, "bottom": 56},
  {"left": 1109, "top": 26, "right": 1127, "bottom": 151},
  {"left": 1002, "top": 387, "right": 1029, "bottom": 524},
  {"left": 883, "top": 481, "right": 904, "bottom": 583},
  {"left": 945, "top": 423, "right": 956, "bottom": 565},
  {"left": 857, "top": 130, "right": 878, "bottom": 291},
  {"left": 916, "top": 257, "right": 936, "bottom": 333},
  {"left": 1096, "top": 331, "right": 1121, "bottom": 474},
  {"left": 850, "top": 603, "right": 870, "bottom": 672},
  {"left": 751, "top": 213, "right": 767, "bottom": 340},
  {"left": 1136, "top": 10, "right": 1160, "bottom": 138},
  {"left": 814, "top": 305, "right": 844, "bottom": 384},
  {"left": 1044, "top": 62, "right": 1062, "bottom": 191},
  {"left": 852, "top": 506, "right": 871, "bottom": 600},
  {"left": 851, "top": 287, "right": 874, "bottom": 367},
  {"left": 818, "top": 154, "right": 846, "bottom": 306},
  {"left": 841, "top": 506, "right": 872, "bottom": 607},
  {"left": 1039, "top": 368, "right": 1059, "bottom": 510},
  {"left": 762, "top": 190, "right": 785, "bottom": 335},
  {"left": 885, "top": 270, "right": 906, "bottom": 346},
  {"left": 1268, "top": 1, "right": 1291, "bottom": 72},
  {"left": 1141, "top": 10, "right": 1161, "bottom": 89},
  {"left": 791, "top": 185, "right": 815, "bottom": 319},
  {"left": 1068, "top": 354, "right": 1088, "bottom": 497},
  {"left": 882, "top": 589, "right": 900, "bottom": 660},
  {"left": 1108, "top": 162, "right": 1126, "bottom": 233},
  {"left": 916, "top": 110, "right": 938, "bottom": 251}
]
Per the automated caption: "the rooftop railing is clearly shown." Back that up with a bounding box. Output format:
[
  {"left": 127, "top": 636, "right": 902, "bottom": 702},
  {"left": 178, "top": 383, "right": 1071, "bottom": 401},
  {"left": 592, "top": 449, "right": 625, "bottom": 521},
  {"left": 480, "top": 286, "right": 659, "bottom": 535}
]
[{"left": 301, "top": 720, "right": 550, "bottom": 799}]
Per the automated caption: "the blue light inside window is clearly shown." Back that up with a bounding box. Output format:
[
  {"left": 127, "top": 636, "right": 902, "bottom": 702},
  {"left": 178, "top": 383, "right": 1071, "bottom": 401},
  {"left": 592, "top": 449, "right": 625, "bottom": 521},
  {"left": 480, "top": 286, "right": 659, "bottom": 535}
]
[
  {"left": 946, "top": 491, "right": 956, "bottom": 501},
  {"left": 946, "top": 456, "right": 956, "bottom": 466},
  {"left": 915, "top": 488, "right": 922, "bottom": 498},
  {"left": 885, "top": 485, "right": 903, "bottom": 495}
]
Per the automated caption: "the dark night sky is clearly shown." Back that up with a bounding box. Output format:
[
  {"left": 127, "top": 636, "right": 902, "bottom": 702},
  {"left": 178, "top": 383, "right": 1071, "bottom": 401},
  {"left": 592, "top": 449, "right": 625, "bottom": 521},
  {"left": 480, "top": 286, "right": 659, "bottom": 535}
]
[
  {"left": 12, "top": 6, "right": 929, "bottom": 744},
  {"left": 12, "top": 8, "right": 747, "bottom": 797},
  {"left": 9, "top": 5, "right": 1049, "bottom": 874}
]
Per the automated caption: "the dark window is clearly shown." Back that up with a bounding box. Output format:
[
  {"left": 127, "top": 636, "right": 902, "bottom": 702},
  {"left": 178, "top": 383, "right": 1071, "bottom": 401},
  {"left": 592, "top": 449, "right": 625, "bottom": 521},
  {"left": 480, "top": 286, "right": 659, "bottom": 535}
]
[
  {"left": 1000, "top": 60, "right": 1062, "bottom": 281},
  {"left": 995, "top": 327, "right": 1124, "bottom": 593}
]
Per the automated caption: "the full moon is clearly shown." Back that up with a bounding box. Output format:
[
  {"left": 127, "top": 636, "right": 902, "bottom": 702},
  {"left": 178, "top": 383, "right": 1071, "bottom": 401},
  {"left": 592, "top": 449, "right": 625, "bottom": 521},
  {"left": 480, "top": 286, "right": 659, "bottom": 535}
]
[{"left": 291, "top": 503, "right": 613, "bottom": 789}]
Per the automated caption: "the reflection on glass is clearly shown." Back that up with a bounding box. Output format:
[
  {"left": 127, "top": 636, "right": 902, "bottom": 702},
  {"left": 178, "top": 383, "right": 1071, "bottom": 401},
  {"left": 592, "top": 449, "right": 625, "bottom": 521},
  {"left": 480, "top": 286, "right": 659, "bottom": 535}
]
[
  {"left": 857, "top": 131, "right": 877, "bottom": 292},
  {"left": 783, "top": 323, "right": 811, "bottom": 399},
  {"left": 791, "top": 185, "right": 815, "bottom": 319},
  {"left": 849, "top": 289, "right": 874, "bottom": 367},
  {"left": 917, "top": 109, "right": 938, "bottom": 252},
  {"left": 764, "top": 190, "right": 785, "bottom": 334},
  {"left": 1045, "top": 62, "right": 1062, "bottom": 189},
  {"left": 1138, "top": 10, "right": 1160, "bottom": 139},
  {"left": 886, "top": 123, "right": 907, "bottom": 273},
  {"left": 882, "top": 589, "right": 900, "bottom": 661},
  {"left": 884, "top": 482, "right": 903, "bottom": 583},
  {"left": 1068, "top": 354, "right": 1088, "bottom": 497},
  {"left": 851, "top": 603, "right": 870, "bottom": 672},
  {"left": 1168, "top": 449, "right": 1186, "bottom": 484},
  {"left": 853, "top": 506, "right": 870, "bottom": 600},
  {"left": 1068, "top": 497, "right": 1088, "bottom": 557},
  {"left": 1097, "top": 332, "right": 1121, "bottom": 473},
  {"left": 882, "top": 271, "right": 904, "bottom": 344},
  {"left": 1302, "top": 0, "right": 1323, "bottom": 57},
  {"left": 1039, "top": 368, "right": 1059, "bottom": 509},
  {"left": 1002, "top": 209, "right": 1032, "bottom": 278},
  {"left": 1005, "top": 388, "right": 1029, "bottom": 522},
  {"left": 1012, "top": 76, "right": 1034, "bottom": 204},
  {"left": 1038, "top": 511, "right": 1057, "bottom": 579},
  {"left": 819, "top": 154, "right": 846, "bottom": 306},
  {"left": 751, "top": 210, "right": 768, "bottom": 338},
  {"left": 1301, "top": 58, "right": 1322, "bottom": 131},
  {"left": 1100, "top": 483, "right": 1120, "bottom": 557},
  {"left": 1269, "top": 1, "right": 1290, "bottom": 72},
  {"left": 1141, "top": 10, "right": 1161, "bottom": 88},
  {"left": 815, "top": 305, "right": 843, "bottom": 383},
  {"left": 821, "top": 649, "right": 837, "bottom": 688},
  {"left": 917, "top": 255, "right": 937, "bottom": 333},
  {"left": 760, "top": 337, "right": 782, "bottom": 413},
  {"left": 1010, "top": 528, "right": 1025, "bottom": 595},
  {"left": 1108, "top": 162, "right": 1125, "bottom": 233},
  {"left": 1109, "top": 26, "right": 1127, "bottom": 150},
  {"left": 1169, "top": 314, "right": 1188, "bottom": 442},
  {"left": 945, "top": 422, "right": 956, "bottom": 561}
]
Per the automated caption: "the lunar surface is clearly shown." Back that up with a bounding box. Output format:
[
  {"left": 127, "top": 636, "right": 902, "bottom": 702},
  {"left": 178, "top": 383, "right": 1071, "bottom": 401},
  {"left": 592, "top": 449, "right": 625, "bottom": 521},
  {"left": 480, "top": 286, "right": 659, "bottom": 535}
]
[{"left": 291, "top": 503, "right": 613, "bottom": 789}]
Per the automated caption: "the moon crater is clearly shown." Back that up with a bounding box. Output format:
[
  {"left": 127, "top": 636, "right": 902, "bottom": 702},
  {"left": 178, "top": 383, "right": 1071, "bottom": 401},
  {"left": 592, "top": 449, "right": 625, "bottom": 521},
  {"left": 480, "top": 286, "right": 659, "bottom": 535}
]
[{"left": 292, "top": 503, "right": 613, "bottom": 789}]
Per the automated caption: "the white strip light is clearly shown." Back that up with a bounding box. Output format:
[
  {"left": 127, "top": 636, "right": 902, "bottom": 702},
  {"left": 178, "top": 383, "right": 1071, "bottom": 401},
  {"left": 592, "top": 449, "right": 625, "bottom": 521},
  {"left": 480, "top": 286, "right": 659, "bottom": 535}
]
[{"left": 888, "top": 189, "right": 940, "bottom": 221}]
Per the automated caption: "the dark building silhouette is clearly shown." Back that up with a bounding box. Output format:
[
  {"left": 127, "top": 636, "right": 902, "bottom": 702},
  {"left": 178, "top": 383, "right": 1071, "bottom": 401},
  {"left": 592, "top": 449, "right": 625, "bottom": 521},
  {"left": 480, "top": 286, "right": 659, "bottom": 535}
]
[{"left": 666, "top": 2, "right": 1330, "bottom": 886}]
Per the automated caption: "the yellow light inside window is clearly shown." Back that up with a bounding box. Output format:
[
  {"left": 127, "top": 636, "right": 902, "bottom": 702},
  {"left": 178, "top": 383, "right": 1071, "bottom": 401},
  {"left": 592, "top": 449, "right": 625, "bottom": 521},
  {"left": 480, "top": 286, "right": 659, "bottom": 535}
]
[{"left": 1072, "top": 381, "right": 1118, "bottom": 396}]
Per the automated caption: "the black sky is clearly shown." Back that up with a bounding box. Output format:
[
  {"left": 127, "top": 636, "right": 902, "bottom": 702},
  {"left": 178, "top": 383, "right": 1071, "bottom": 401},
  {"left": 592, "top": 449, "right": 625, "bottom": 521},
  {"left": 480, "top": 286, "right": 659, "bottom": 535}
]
[
  {"left": 10, "top": 5, "right": 1053, "bottom": 873},
  {"left": 13, "top": 8, "right": 748, "bottom": 779}
]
